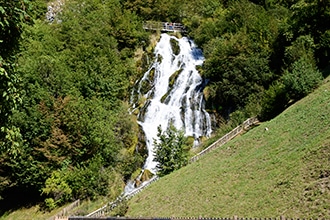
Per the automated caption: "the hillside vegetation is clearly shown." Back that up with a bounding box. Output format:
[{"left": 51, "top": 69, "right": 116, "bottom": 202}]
[
  {"left": 1, "top": 0, "right": 329, "bottom": 216},
  {"left": 126, "top": 77, "right": 330, "bottom": 219}
]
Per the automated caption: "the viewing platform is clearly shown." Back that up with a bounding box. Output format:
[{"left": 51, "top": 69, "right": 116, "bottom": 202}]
[{"left": 143, "top": 21, "right": 186, "bottom": 33}]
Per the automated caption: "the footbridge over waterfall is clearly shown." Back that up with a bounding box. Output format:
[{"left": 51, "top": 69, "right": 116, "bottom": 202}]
[{"left": 143, "top": 21, "right": 186, "bottom": 32}]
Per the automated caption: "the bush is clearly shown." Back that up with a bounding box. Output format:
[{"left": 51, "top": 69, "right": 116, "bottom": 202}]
[
  {"left": 65, "top": 157, "right": 123, "bottom": 201},
  {"left": 282, "top": 57, "right": 323, "bottom": 100},
  {"left": 42, "top": 171, "right": 72, "bottom": 210},
  {"left": 44, "top": 198, "right": 57, "bottom": 211},
  {"left": 259, "top": 82, "right": 289, "bottom": 121}
]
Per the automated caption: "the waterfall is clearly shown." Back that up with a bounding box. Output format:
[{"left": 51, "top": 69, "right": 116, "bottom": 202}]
[{"left": 131, "top": 33, "right": 212, "bottom": 174}]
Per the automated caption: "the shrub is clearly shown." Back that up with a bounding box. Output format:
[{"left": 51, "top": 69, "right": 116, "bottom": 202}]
[
  {"left": 42, "top": 171, "right": 72, "bottom": 210},
  {"left": 282, "top": 57, "right": 323, "bottom": 100},
  {"left": 259, "top": 82, "right": 289, "bottom": 121}
]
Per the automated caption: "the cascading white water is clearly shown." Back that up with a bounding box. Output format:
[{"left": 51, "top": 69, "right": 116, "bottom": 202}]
[{"left": 131, "top": 33, "right": 212, "bottom": 174}]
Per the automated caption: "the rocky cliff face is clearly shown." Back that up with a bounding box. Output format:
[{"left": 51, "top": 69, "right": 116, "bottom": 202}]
[{"left": 46, "top": 0, "right": 65, "bottom": 22}]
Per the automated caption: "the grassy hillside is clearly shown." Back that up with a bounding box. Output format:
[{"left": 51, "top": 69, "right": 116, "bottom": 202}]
[{"left": 126, "top": 77, "right": 330, "bottom": 219}]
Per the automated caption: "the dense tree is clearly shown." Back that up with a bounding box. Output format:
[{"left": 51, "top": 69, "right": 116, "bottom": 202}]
[
  {"left": 0, "top": 0, "right": 32, "bottom": 58},
  {"left": 183, "top": 0, "right": 327, "bottom": 119},
  {"left": 193, "top": 0, "right": 283, "bottom": 115},
  {"left": 282, "top": 57, "right": 323, "bottom": 100},
  {"left": 0, "top": 0, "right": 147, "bottom": 211},
  {"left": 122, "top": 0, "right": 186, "bottom": 22},
  {"left": 289, "top": 0, "right": 330, "bottom": 69},
  {"left": 0, "top": 0, "right": 33, "bottom": 202},
  {"left": 0, "top": 0, "right": 26, "bottom": 143},
  {"left": 153, "top": 124, "right": 188, "bottom": 177}
]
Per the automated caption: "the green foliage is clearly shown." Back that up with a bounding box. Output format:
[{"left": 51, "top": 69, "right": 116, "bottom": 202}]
[
  {"left": 282, "top": 57, "right": 323, "bottom": 100},
  {"left": 0, "top": 0, "right": 31, "bottom": 147},
  {"left": 122, "top": 0, "right": 186, "bottom": 21},
  {"left": 29, "top": 0, "right": 47, "bottom": 20},
  {"left": 116, "top": 147, "right": 145, "bottom": 182},
  {"left": 0, "top": 64, "right": 22, "bottom": 120},
  {"left": 259, "top": 47, "right": 323, "bottom": 120},
  {"left": 153, "top": 124, "right": 188, "bottom": 177},
  {"left": 290, "top": 0, "right": 330, "bottom": 68},
  {"left": 229, "top": 110, "right": 247, "bottom": 127},
  {"left": 6, "top": 94, "right": 142, "bottom": 204},
  {"left": 203, "top": 33, "right": 274, "bottom": 114},
  {"left": 190, "top": 0, "right": 286, "bottom": 117},
  {"left": 243, "top": 93, "right": 263, "bottom": 118},
  {"left": 0, "top": 0, "right": 146, "bottom": 210},
  {"left": 170, "top": 38, "right": 180, "bottom": 55},
  {"left": 42, "top": 171, "right": 72, "bottom": 210},
  {"left": 44, "top": 198, "right": 57, "bottom": 211},
  {"left": 1, "top": 0, "right": 330, "bottom": 214},
  {"left": 0, "top": 0, "right": 32, "bottom": 58},
  {"left": 111, "top": 200, "right": 129, "bottom": 216},
  {"left": 259, "top": 81, "right": 289, "bottom": 120},
  {"left": 284, "top": 35, "right": 316, "bottom": 66},
  {"left": 41, "top": 156, "right": 124, "bottom": 210},
  {"left": 0, "top": 125, "right": 22, "bottom": 158},
  {"left": 0, "top": 0, "right": 34, "bottom": 206},
  {"left": 65, "top": 157, "right": 123, "bottom": 201},
  {"left": 179, "top": 0, "right": 327, "bottom": 121}
]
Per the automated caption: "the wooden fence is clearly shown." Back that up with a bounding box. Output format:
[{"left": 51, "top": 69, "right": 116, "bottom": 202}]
[
  {"left": 143, "top": 21, "right": 186, "bottom": 32},
  {"left": 190, "top": 117, "right": 259, "bottom": 162},
  {"left": 83, "top": 117, "right": 259, "bottom": 218},
  {"left": 48, "top": 199, "right": 80, "bottom": 220},
  {"left": 86, "top": 176, "right": 159, "bottom": 218}
]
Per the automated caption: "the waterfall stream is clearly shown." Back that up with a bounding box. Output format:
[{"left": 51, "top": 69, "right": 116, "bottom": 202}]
[{"left": 131, "top": 33, "right": 212, "bottom": 176}]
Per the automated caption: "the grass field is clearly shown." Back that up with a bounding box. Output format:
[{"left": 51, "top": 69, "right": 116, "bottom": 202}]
[{"left": 126, "top": 77, "right": 330, "bottom": 219}]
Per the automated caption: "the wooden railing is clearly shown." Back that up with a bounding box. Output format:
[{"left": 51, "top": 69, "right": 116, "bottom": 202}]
[
  {"left": 190, "top": 117, "right": 259, "bottom": 162},
  {"left": 83, "top": 117, "right": 259, "bottom": 218},
  {"left": 86, "top": 176, "right": 159, "bottom": 218},
  {"left": 143, "top": 21, "right": 186, "bottom": 32}
]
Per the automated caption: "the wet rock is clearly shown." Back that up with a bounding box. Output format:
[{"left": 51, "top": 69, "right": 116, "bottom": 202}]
[{"left": 46, "top": 0, "right": 65, "bottom": 23}]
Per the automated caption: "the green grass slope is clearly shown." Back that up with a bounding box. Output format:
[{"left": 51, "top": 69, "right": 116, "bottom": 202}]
[{"left": 126, "top": 78, "right": 330, "bottom": 219}]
